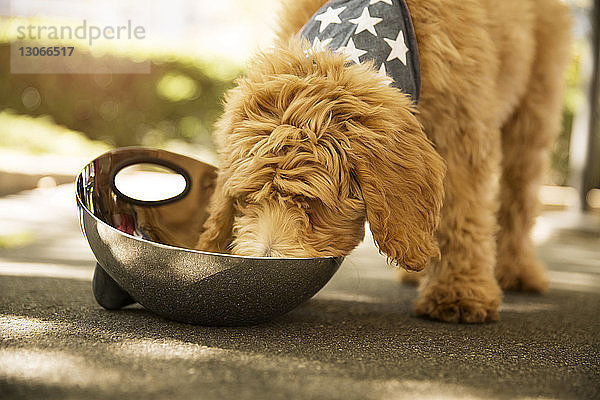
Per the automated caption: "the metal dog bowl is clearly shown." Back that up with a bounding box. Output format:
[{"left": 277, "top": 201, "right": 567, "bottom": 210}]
[{"left": 76, "top": 147, "right": 343, "bottom": 326}]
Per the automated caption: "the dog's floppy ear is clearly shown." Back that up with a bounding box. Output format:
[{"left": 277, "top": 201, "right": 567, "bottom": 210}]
[
  {"left": 347, "top": 94, "right": 445, "bottom": 271},
  {"left": 196, "top": 85, "right": 248, "bottom": 253}
]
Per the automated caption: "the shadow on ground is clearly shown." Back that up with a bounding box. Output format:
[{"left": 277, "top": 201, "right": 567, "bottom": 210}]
[{"left": 1, "top": 270, "right": 599, "bottom": 400}]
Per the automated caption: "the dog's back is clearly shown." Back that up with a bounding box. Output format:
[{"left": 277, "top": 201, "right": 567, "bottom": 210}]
[{"left": 403, "top": 0, "right": 571, "bottom": 130}]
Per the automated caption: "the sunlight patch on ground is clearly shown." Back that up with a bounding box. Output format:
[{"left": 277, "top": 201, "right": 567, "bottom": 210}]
[
  {"left": 111, "top": 337, "right": 325, "bottom": 372},
  {"left": 548, "top": 270, "right": 600, "bottom": 292},
  {"left": 113, "top": 338, "right": 229, "bottom": 361},
  {"left": 315, "top": 291, "right": 384, "bottom": 304},
  {"left": 499, "top": 303, "right": 556, "bottom": 313},
  {"left": 0, "top": 184, "right": 77, "bottom": 233},
  {"left": 0, "top": 348, "right": 121, "bottom": 388},
  {"left": 0, "top": 261, "right": 93, "bottom": 280},
  {"left": 355, "top": 378, "right": 488, "bottom": 400},
  {"left": 0, "top": 315, "right": 60, "bottom": 338}
]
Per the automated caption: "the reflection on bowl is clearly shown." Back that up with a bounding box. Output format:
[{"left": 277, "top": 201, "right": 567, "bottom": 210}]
[{"left": 76, "top": 147, "right": 343, "bottom": 326}]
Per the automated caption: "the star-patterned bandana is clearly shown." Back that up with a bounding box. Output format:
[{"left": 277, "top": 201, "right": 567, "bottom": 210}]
[{"left": 299, "top": 0, "right": 421, "bottom": 103}]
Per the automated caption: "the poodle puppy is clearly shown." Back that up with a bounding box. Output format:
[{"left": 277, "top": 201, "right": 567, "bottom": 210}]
[{"left": 197, "top": 0, "right": 572, "bottom": 323}]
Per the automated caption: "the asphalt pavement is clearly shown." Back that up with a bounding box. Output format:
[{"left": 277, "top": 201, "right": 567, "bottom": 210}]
[{"left": 1, "top": 184, "right": 599, "bottom": 400}]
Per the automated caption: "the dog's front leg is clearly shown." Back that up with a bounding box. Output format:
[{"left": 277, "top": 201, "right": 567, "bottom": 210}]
[{"left": 415, "top": 124, "right": 503, "bottom": 323}]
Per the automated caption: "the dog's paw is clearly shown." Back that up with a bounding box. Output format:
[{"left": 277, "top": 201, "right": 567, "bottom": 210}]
[
  {"left": 495, "top": 257, "right": 549, "bottom": 293},
  {"left": 415, "top": 278, "right": 501, "bottom": 323},
  {"left": 397, "top": 269, "right": 424, "bottom": 286}
]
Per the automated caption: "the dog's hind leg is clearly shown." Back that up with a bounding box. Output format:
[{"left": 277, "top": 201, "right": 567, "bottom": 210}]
[{"left": 495, "top": 1, "right": 572, "bottom": 292}]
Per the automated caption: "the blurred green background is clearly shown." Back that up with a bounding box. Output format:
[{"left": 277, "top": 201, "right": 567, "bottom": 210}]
[{"left": 0, "top": 41, "right": 241, "bottom": 150}]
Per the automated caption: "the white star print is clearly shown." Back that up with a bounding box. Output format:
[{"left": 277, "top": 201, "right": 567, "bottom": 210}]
[
  {"left": 348, "top": 6, "right": 382, "bottom": 36},
  {"left": 384, "top": 29, "right": 409, "bottom": 65},
  {"left": 312, "top": 36, "right": 333, "bottom": 52},
  {"left": 336, "top": 38, "right": 367, "bottom": 64},
  {"left": 314, "top": 6, "right": 346, "bottom": 33},
  {"left": 378, "top": 63, "right": 394, "bottom": 85},
  {"left": 300, "top": 0, "right": 419, "bottom": 101},
  {"left": 302, "top": 36, "right": 333, "bottom": 57}
]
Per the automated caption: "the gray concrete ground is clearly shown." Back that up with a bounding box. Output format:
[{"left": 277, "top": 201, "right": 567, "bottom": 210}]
[{"left": 1, "top": 183, "right": 599, "bottom": 400}]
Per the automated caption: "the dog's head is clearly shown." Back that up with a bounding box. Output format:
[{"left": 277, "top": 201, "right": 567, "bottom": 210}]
[{"left": 206, "top": 40, "right": 445, "bottom": 271}]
